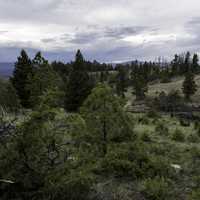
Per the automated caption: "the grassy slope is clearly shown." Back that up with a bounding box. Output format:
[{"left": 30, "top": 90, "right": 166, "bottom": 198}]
[
  {"left": 148, "top": 75, "right": 200, "bottom": 103},
  {"left": 126, "top": 74, "right": 200, "bottom": 107}
]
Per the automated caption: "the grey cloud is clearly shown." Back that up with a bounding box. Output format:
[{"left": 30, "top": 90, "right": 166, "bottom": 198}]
[
  {"left": 104, "top": 26, "right": 147, "bottom": 39},
  {"left": 69, "top": 32, "right": 100, "bottom": 44},
  {"left": 176, "top": 18, "right": 200, "bottom": 51},
  {"left": 41, "top": 38, "right": 57, "bottom": 43},
  {"left": 65, "top": 26, "right": 148, "bottom": 45},
  {"left": 0, "top": 31, "right": 8, "bottom": 35},
  {"left": 1, "top": 0, "right": 200, "bottom": 62}
]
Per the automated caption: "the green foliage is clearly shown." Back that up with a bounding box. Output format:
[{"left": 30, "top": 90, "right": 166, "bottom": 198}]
[
  {"left": 187, "top": 133, "right": 199, "bottom": 143},
  {"left": 0, "top": 79, "right": 21, "bottom": 112},
  {"left": 37, "top": 87, "right": 65, "bottom": 110},
  {"left": 160, "top": 68, "right": 171, "bottom": 83},
  {"left": 80, "top": 83, "right": 134, "bottom": 155},
  {"left": 188, "top": 190, "right": 200, "bottom": 200},
  {"left": 140, "top": 177, "right": 173, "bottom": 200},
  {"left": 192, "top": 53, "right": 199, "bottom": 73},
  {"left": 154, "top": 90, "right": 183, "bottom": 112},
  {"left": 11, "top": 49, "right": 33, "bottom": 107},
  {"left": 146, "top": 109, "right": 160, "bottom": 118},
  {"left": 171, "top": 129, "right": 185, "bottom": 142},
  {"left": 0, "top": 106, "right": 91, "bottom": 200},
  {"left": 182, "top": 71, "right": 197, "bottom": 100},
  {"left": 179, "top": 118, "right": 190, "bottom": 127},
  {"left": 155, "top": 122, "right": 169, "bottom": 136},
  {"left": 26, "top": 53, "right": 62, "bottom": 108},
  {"left": 115, "top": 65, "right": 128, "bottom": 98},
  {"left": 140, "top": 132, "right": 152, "bottom": 142},
  {"left": 65, "top": 50, "right": 94, "bottom": 112},
  {"left": 131, "top": 62, "right": 149, "bottom": 100},
  {"left": 132, "top": 74, "right": 148, "bottom": 100},
  {"left": 138, "top": 116, "right": 150, "bottom": 125},
  {"left": 99, "top": 147, "right": 135, "bottom": 178},
  {"left": 97, "top": 142, "right": 148, "bottom": 178}
]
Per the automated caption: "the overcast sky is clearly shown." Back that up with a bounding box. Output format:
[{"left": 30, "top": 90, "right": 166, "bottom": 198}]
[{"left": 0, "top": 0, "right": 200, "bottom": 63}]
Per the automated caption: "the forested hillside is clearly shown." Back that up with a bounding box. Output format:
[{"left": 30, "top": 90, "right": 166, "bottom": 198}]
[{"left": 0, "top": 50, "right": 200, "bottom": 200}]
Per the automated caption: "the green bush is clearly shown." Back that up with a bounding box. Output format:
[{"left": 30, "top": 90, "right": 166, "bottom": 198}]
[
  {"left": 140, "top": 177, "right": 173, "bottom": 200},
  {"left": 188, "top": 189, "right": 200, "bottom": 200},
  {"left": 0, "top": 80, "right": 21, "bottom": 112},
  {"left": 139, "top": 116, "right": 150, "bottom": 125},
  {"left": 99, "top": 148, "right": 135, "bottom": 178},
  {"left": 194, "top": 121, "right": 200, "bottom": 130},
  {"left": 98, "top": 143, "right": 152, "bottom": 178},
  {"left": 194, "top": 123, "right": 200, "bottom": 137},
  {"left": 171, "top": 129, "right": 185, "bottom": 142},
  {"left": 147, "top": 109, "right": 160, "bottom": 118},
  {"left": 155, "top": 122, "right": 169, "bottom": 136},
  {"left": 147, "top": 156, "right": 173, "bottom": 178},
  {"left": 187, "top": 133, "right": 199, "bottom": 143},
  {"left": 179, "top": 119, "right": 190, "bottom": 127},
  {"left": 140, "top": 132, "right": 152, "bottom": 142}
]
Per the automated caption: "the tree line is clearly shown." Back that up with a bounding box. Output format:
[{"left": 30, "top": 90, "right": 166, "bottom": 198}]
[{"left": 0, "top": 49, "right": 200, "bottom": 199}]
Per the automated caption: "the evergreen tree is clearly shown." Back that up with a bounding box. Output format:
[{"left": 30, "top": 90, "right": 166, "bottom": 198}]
[
  {"left": 32, "top": 51, "right": 48, "bottom": 66},
  {"left": 116, "top": 65, "right": 128, "bottom": 98},
  {"left": 65, "top": 50, "right": 93, "bottom": 112},
  {"left": 182, "top": 71, "right": 197, "bottom": 100},
  {"left": 80, "top": 83, "right": 134, "bottom": 155},
  {"left": 183, "top": 51, "right": 191, "bottom": 74},
  {"left": 192, "top": 54, "right": 199, "bottom": 73},
  {"left": 0, "top": 104, "right": 91, "bottom": 200},
  {"left": 0, "top": 79, "right": 21, "bottom": 112},
  {"left": 26, "top": 52, "right": 62, "bottom": 108},
  {"left": 171, "top": 54, "right": 179, "bottom": 76},
  {"left": 131, "top": 65, "right": 148, "bottom": 100},
  {"left": 11, "top": 49, "right": 33, "bottom": 107}
]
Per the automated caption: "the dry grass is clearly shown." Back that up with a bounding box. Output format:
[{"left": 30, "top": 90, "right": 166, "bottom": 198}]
[{"left": 126, "top": 74, "right": 200, "bottom": 104}]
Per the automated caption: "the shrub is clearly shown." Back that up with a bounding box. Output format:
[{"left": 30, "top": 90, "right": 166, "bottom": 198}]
[
  {"left": 98, "top": 143, "right": 151, "bottom": 179},
  {"left": 188, "top": 189, "right": 200, "bottom": 200},
  {"left": 171, "top": 129, "right": 185, "bottom": 142},
  {"left": 179, "top": 119, "right": 190, "bottom": 127},
  {"left": 187, "top": 133, "right": 199, "bottom": 143},
  {"left": 140, "top": 132, "right": 152, "bottom": 142},
  {"left": 155, "top": 122, "right": 169, "bottom": 136},
  {"left": 194, "top": 121, "right": 200, "bottom": 130},
  {"left": 154, "top": 90, "right": 183, "bottom": 112},
  {"left": 147, "top": 109, "right": 160, "bottom": 118},
  {"left": 140, "top": 177, "right": 172, "bottom": 200},
  {"left": 0, "top": 80, "right": 21, "bottom": 112},
  {"left": 99, "top": 148, "right": 135, "bottom": 178},
  {"left": 194, "top": 122, "right": 200, "bottom": 137},
  {"left": 196, "top": 129, "right": 200, "bottom": 137},
  {"left": 147, "top": 156, "right": 173, "bottom": 178},
  {"left": 138, "top": 116, "right": 149, "bottom": 125},
  {"left": 42, "top": 171, "right": 93, "bottom": 200}
]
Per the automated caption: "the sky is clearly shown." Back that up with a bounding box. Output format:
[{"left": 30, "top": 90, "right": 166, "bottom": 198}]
[{"left": 0, "top": 0, "right": 200, "bottom": 63}]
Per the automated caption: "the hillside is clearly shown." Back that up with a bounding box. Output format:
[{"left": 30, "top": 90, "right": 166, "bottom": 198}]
[{"left": 126, "top": 74, "right": 200, "bottom": 104}]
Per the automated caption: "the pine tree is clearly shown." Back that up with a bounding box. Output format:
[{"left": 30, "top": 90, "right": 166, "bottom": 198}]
[
  {"left": 192, "top": 54, "right": 199, "bottom": 73},
  {"left": 65, "top": 50, "right": 93, "bottom": 112},
  {"left": 11, "top": 49, "right": 33, "bottom": 107},
  {"left": 131, "top": 65, "right": 148, "bottom": 100},
  {"left": 171, "top": 54, "right": 179, "bottom": 76},
  {"left": 182, "top": 71, "right": 197, "bottom": 100},
  {"left": 183, "top": 51, "right": 191, "bottom": 74},
  {"left": 0, "top": 103, "right": 90, "bottom": 199},
  {"left": 80, "top": 83, "right": 134, "bottom": 155},
  {"left": 116, "top": 65, "right": 127, "bottom": 98},
  {"left": 26, "top": 52, "right": 62, "bottom": 108}
]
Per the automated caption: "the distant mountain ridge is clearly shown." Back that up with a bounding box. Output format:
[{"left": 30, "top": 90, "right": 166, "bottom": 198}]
[{"left": 0, "top": 63, "right": 14, "bottom": 78}]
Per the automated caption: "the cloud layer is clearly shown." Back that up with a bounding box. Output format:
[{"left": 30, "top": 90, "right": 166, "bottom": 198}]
[{"left": 0, "top": 0, "right": 200, "bottom": 62}]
